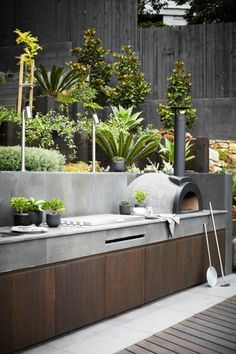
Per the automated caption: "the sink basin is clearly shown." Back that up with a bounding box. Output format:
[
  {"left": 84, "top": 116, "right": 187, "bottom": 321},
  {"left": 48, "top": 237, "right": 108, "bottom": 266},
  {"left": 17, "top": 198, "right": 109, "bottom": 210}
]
[{"left": 61, "top": 214, "right": 144, "bottom": 226}]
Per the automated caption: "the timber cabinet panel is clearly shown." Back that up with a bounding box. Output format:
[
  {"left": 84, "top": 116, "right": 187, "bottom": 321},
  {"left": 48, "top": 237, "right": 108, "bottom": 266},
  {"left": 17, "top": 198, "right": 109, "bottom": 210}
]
[
  {"left": 55, "top": 255, "right": 106, "bottom": 334},
  {"left": 145, "top": 239, "right": 184, "bottom": 303},
  {"left": 0, "top": 274, "right": 13, "bottom": 354},
  {"left": 182, "top": 234, "right": 205, "bottom": 288},
  {"left": 12, "top": 267, "right": 55, "bottom": 352},
  {"left": 105, "top": 247, "right": 145, "bottom": 317}
]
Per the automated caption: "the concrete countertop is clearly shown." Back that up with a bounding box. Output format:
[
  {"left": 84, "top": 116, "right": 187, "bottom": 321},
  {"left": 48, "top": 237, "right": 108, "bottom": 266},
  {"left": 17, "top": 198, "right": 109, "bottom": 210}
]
[
  {"left": 0, "top": 210, "right": 227, "bottom": 274},
  {"left": 0, "top": 210, "right": 227, "bottom": 244}
]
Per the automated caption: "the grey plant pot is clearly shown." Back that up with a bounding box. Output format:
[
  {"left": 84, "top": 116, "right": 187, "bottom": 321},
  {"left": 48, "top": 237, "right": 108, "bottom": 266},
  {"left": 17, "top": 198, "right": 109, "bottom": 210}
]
[
  {"left": 13, "top": 213, "right": 30, "bottom": 226},
  {"left": 46, "top": 213, "right": 61, "bottom": 227},
  {"left": 119, "top": 204, "right": 132, "bottom": 215},
  {"left": 28, "top": 211, "right": 43, "bottom": 226},
  {"left": 111, "top": 160, "right": 125, "bottom": 172}
]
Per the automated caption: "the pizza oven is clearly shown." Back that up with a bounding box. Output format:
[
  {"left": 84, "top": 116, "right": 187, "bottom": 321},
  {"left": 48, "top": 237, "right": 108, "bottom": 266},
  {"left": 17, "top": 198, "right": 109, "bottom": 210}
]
[{"left": 127, "top": 110, "right": 203, "bottom": 214}]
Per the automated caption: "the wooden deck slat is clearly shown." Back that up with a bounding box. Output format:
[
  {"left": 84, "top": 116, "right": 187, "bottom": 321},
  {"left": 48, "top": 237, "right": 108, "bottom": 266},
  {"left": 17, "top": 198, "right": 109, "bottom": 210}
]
[
  {"left": 186, "top": 316, "right": 236, "bottom": 336},
  {"left": 160, "top": 329, "right": 215, "bottom": 354},
  {"left": 148, "top": 335, "right": 195, "bottom": 354},
  {"left": 183, "top": 319, "right": 236, "bottom": 343},
  {"left": 137, "top": 340, "right": 176, "bottom": 354},
  {"left": 174, "top": 323, "right": 236, "bottom": 353},
  {"left": 195, "top": 313, "right": 236, "bottom": 330},
  {"left": 207, "top": 306, "right": 236, "bottom": 319},
  {"left": 217, "top": 302, "right": 236, "bottom": 312},
  {"left": 163, "top": 327, "right": 217, "bottom": 354},
  {"left": 204, "top": 308, "right": 236, "bottom": 324},
  {"left": 216, "top": 303, "right": 236, "bottom": 314},
  {"left": 117, "top": 295, "right": 236, "bottom": 354}
]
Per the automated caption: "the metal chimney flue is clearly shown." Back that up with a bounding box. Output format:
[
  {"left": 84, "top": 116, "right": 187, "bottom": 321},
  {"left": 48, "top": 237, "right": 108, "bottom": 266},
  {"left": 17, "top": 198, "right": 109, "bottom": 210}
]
[{"left": 173, "top": 109, "right": 185, "bottom": 177}]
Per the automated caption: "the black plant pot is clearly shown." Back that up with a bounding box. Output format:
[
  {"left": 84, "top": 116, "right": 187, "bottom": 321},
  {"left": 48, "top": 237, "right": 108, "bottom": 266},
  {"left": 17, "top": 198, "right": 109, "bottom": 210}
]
[
  {"left": 135, "top": 203, "right": 146, "bottom": 208},
  {"left": 13, "top": 213, "right": 30, "bottom": 226},
  {"left": 29, "top": 211, "right": 43, "bottom": 226},
  {"left": 46, "top": 213, "right": 61, "bottom": 227},
  {"left": 119, "top": 204, "right": 132, "bottom": 215},
  {"left": 111, "top": 160, "right": 125, "bottom": 172}
]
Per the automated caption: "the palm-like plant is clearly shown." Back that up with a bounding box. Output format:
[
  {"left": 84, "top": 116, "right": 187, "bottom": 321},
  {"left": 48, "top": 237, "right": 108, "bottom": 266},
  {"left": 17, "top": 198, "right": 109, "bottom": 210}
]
[
  {"left": 159, "top": 138, "right": 194, "bottom": 164},
  {"left": 35, "top": 64, "right": 80, "bottom": 98},
  {"left": 109, "top": 105, "right": 143, "bottom": 132},
  {"left": 96, "top": 129, "right": 159, "bottom": 166}
]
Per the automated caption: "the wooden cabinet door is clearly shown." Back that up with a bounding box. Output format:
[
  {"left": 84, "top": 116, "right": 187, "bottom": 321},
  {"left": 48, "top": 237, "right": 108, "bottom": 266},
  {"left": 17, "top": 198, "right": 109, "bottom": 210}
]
[
  {"left": 145, "top": 239, "right": 183, "bottom": 303},
  {"left": 12, "top": 267, "right": 55, "bottom": 352},
  {"left": 182, "top": 234, "right": 205, "bottom": 288},
  {"left": 0, "top": 274, "right": 13, "bottom": 354},
  {"left": 55, "top": 255, "right": 105, "bottom": 335},
  {"left": 105, "top": 247, "right": 145, "bottom": 317}
]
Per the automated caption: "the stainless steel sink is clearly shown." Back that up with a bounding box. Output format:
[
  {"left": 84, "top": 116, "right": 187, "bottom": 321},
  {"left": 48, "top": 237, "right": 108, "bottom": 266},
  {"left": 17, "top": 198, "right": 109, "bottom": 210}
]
[{"left": 61, "top": 214, "right": 144, "bottom": 226}]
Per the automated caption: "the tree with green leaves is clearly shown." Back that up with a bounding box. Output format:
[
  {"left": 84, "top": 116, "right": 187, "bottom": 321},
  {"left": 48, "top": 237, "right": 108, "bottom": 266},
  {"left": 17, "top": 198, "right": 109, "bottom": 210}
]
[
  {"left": 104, "top": 45, "right": 151, "bottom": 108},
  {"left": 174, "top": 0, "right": 236, "bottom": 24},
  {"left": 137, "top": 0, "right": 167, "bottom": 14},
  {"left": 158, "top": 61, "right": 196, "bottom": 130},
  {"left": 69, "top": 28, "right": 112, "bottom": 105}
]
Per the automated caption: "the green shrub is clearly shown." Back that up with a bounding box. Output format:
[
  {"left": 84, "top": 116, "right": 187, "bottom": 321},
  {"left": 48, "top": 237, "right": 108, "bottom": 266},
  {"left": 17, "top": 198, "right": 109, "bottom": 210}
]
[
  {"left": 0, "top": 146, "right": 65, "bottom": 171},
  {"left": 158, "top": 61, "right": 196, "bottom": 129}
]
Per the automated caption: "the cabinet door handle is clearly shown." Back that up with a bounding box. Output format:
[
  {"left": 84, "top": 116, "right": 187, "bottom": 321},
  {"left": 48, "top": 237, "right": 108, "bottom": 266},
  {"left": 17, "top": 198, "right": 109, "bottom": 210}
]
[{"left": 105, "top": 234, "right": 145, "bottom": 244}]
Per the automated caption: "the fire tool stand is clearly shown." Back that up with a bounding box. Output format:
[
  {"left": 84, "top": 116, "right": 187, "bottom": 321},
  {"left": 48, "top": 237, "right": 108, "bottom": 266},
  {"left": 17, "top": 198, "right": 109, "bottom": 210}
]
[{"left": 17, "top": 55, "right": 35, "bottom": 172}]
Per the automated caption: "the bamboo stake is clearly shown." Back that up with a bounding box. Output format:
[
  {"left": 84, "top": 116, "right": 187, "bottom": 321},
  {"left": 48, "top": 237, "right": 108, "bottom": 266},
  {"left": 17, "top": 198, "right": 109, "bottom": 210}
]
[
  {"left": 28, "top": 60, "right": 35, "bottom": 114},
  {"left": 17, "top": 55, "right": 24, "bottom": 116}
]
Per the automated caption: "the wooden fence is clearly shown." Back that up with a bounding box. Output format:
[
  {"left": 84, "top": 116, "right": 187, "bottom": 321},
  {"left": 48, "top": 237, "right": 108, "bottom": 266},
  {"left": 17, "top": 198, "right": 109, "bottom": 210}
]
[
  {"left": 138, "top": 22, "right": 236, "bottom": 99},
  {"left": 0, "top": 0, "right": 137, "bottom": 51}
]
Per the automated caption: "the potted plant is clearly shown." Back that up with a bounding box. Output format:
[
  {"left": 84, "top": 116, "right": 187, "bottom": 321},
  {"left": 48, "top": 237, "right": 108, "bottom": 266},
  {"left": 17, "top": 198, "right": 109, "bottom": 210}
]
[
  {"left": 134, "top": 190, "right": 147, "bottom": 207},
  {"left": 111, "top": 156, "right": 125, "bottom": 172},
  {"left": 27, "top": 197, "right": 44, "bottom": 226},
  {"left": 119, "top": 200, "right": 132, "bottom": 215},
  {"left": 42, "top": 198, "right": 65, "bottom": 227},
  {"left": 9, "top": 197, "right": 30, "bottom": 226}
]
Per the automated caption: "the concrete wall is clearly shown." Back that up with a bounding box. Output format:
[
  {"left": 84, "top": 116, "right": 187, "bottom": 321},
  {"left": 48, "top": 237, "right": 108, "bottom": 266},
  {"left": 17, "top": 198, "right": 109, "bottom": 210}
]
[{"left": 0, "top": 171, "right": 232, "bottom": 272}]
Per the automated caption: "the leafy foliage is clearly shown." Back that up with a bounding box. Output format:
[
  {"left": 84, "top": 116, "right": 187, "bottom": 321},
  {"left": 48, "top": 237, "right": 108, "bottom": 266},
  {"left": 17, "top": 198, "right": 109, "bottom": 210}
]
[
  {"left": 138, "top": 0, "right": 167, "bottom": 14},
  {"left": 95, "top": 129, "right": 159, "bottom": 166},
  {"left": 232, "top": 174, "right": 236, "bottom": 203},
  {"left": 23, "top": 110, "right": 76, "bottom": 155},
  {"left": 35, "top": 64, "right": 81, "bottom": 98},
  {"left": 9, "top": 197, "right": 30, "bottom": 214},
  {"left": 27, "top": 197, "right": 44, "bottom": 212},
  {"left": 158, "top": 61, "right": 196, "bottom": 129},
  {"left": 159, "top": 138, "right": 195, "bottom": 165},
  {"left": 42, "top": 198, "right": 65, "bottom": 214},
  {"left": 104, "top": 45, "right": 151, "bottom": 107},
  {"left": 64, "top": 161, "right": 108, "bottom": 172},
  {"left": 14, "top": 29, "right": 42, "bottom": 68},
  {"left": 175, "top": 0, "right": 236, "bottom": 24},
  {"left": 109, "top": 105, "right": 144, "bottom": 132},
  {"left": 69, "top": 28, "right": 112, "bottom": 104},
  {"left": 0, "top": 146, "right": 65, "bottom": 171},
  {"left": 0, "top": 106, "right": 19, "bottom": 126},
  {"left": 134, "top": 190, "right": 147, "bottom": 204}
]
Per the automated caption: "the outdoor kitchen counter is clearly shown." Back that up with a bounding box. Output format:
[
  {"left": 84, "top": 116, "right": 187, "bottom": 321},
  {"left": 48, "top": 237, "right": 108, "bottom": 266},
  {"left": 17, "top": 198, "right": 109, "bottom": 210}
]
[{"left": 0, "top": 210, "right": 226, "bottom": 274}]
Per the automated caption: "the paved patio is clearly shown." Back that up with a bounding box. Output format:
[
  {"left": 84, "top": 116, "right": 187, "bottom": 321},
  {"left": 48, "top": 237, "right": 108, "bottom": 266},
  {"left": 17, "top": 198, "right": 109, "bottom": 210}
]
[{"left": 19, "top": 274, "right": 236, "bottom": 354}]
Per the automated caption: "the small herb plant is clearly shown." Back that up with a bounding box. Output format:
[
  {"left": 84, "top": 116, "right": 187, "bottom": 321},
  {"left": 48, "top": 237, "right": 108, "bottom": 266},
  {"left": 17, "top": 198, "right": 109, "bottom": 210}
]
[
  {"left": 158, "top": 61, "right": 196, "bottom": 129},
  {"left": 134, "top": 190, "right": 147, "bottom": 204},
  {"left": 9, "top": 197, "right": 30, "bottom": 214},
  {"left": 27, "top": 197, "right": 44, "bottom": 212},
  {"left": 42, "top": 198, "right": 65, "bottom": 214},
  {"left": 120, "top": 200, "right": 130, "bottom": 206}
]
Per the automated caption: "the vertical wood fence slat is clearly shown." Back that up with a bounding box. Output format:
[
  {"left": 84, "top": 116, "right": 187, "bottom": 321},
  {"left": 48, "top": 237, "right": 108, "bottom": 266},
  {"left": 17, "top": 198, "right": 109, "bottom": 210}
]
[{"left": 137, "top": 22, "right": 235, "bottom": 99}]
